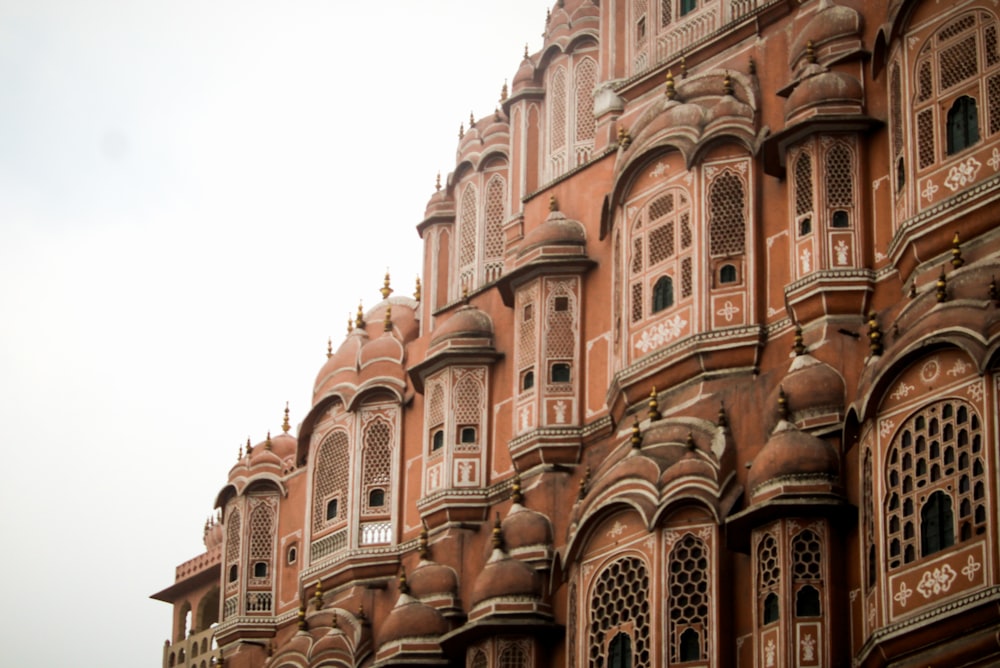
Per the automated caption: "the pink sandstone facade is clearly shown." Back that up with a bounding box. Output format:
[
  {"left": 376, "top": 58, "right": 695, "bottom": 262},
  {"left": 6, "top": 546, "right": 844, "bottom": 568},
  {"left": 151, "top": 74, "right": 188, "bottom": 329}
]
[{"left": 153, "top": 1, "right": 1000, "bottom": 666}]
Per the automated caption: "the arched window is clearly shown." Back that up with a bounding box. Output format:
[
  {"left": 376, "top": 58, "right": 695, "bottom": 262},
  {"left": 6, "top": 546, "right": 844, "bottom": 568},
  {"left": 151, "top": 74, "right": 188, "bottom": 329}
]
[
  {"left": 460, "top": 426, "right": 477, "bottom": 444},
  {"left": 921, "top": 490, "right": 955, "bottom": 557},
  {"left": 608, "top": 632, "right": 632, "bottom": 668},
  {"left": 470, "top": 649, "right": 488, "bottom": 668},
  {"left": 796, "top": 585, "right": 821, "bottom": 617},
  {"left": 253, "top": 562, "right": 267, "bottom": 578},
  {"left": 680, "top": 0, "right": 697, "bottom": 16},
  {"left": 522, "top": 370, "right": 535, "bottom": 391},
  {"left": 431, "top": 429, "right": 444, "bottom": 451},
  {"left": 286, "top": 545, "right": 297, "bottom": 565},
  {"left": 498, "top": 644, "right": 529, "bottom": 668},
  {"left": 668, "top": 533, "right": 710, "bottom": 663},
  {"left": 757, "top": 533, "right": 780, "bottom": 626},
  {"left": 590, "top": 557, "right": 651, "bottom": 667},
  {"left": 763, "top": 593, "right": 780, "bottom": 624},
  {"left": 362, "top": 419, "right": 392, "bottom": 515},
  {"left": 368, "top": 488, "right": 385, "bottom": 508},
  {"left": 652, "top": 276, "right": 673, "bottom": 313},
  {"left": 719, "top": 264, "right": 737, "bottom": 284},
  {"left": 228, "top": 564, "right": 238, "bottom": 583},
  {"left": 551, "top": 362, "right": 571, "bottom": 383},
  {"left": 947, "top": 95, "right": 979, "bottom": 154},
  {"left": 679, "top": 628, "right": 700, "bottom": 661},
  {"left": 325, "top": 498, "right": 338, "bottom": 521},
  {"left": 313, "top": 428, "right": 349, "bottom": 531}
]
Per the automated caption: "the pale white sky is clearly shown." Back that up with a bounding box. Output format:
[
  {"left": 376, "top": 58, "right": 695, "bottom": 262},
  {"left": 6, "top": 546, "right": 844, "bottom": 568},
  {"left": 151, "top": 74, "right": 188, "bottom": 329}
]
[{"left": 0, "top": 1, "right": 546, "bottom": 664}]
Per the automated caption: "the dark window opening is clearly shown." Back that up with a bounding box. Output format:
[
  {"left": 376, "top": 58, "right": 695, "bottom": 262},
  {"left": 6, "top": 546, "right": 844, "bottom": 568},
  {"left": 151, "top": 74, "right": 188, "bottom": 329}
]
[
  {"left": 831, "top": 210, "right": 850, "bottom": 228},
  {"left": 523, "top": 303, "right": 533, "bottom": 320},
  {"left": 679, "top": 628, "right": 701, "bottom": 661},
  {"left": 551, "top": 362, "right": 571, "bottom": 383},
  {"left": 921, "top": 490, "right": 955, "bottom": 557},
  {"left": 287, "top": 546, "right": 297, "bottom": 565},
  {"left": 369, "top": 488, "right": 385, "bottom": 508},
  {"left": 228, "top": 565, "right": 238, "bottom": 583},
  {"left": 680, "top": 0, "right": 697, "bottom": 16},
  {"left": 636, "top": 17, "right": 646, "bottom": 41},
  {"left": 652, "top": 276, "right": 674, "bottom": 313},
  {"left": 431, "top": 429, "right": 444, "bottom": 451},
  {"left": 253, "top": 562, "right": 267, "bottom": 578},
  {"left": 719, "top": 264, "right": 737, "bottom": 284},
  {"left": 796, "top": 585, "right": 821, "bottom": 617},
  {"left": 763, "top": 592, "right": 779, "bottom": 624},
  {"left": 326, "top": 498, "right": 339, "bottom": 521},
  {"left": 799, "top": 217, "right": 812, "bottom": 236},
  {"left": 947, "top": 95, "right": 979, "bottom": 154},
  {"left": 896, "top": 157, "right": 905, "bottom": 191},
  {"left": 609, "top": 632, "right": 632, "bottom": 668},
  {"left": 460, "top": 426, "right": 477, "bottom": 443},
  {"left": 554, "top": 296, "right": 569, "bottom": 312},
  {"left": 522, "top": 370, "right": 535, "bottom": 391}
]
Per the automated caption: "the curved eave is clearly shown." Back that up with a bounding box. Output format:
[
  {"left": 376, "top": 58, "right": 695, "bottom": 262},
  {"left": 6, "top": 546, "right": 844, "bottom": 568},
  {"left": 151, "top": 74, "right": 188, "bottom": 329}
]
[
  {"left": 725, "top": 494, "right": 852, "bottom": 553},
  {"left": 761, "top": 114, "right": 882, "bottom": 177},
  {"left": 408, "top": 348, "right": 502, "bottom": 393},
  {"left": 496, "top": 255, "right": 596, "bottom": 307}
]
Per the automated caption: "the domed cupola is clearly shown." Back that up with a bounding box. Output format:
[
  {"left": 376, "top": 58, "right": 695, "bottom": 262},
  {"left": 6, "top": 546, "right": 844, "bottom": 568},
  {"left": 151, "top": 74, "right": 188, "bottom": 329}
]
[
  {"left": 500, "top": 473, "right": 554, "bottom": 570},
  {"left": 784, "top": 65, "right": 864, "bottom": 127},
  {"left": 373, "top": 572, "right": 449, "bottom": 666},
  {"left": 203, "top": 515, "right": 223, "bottom": 550},
  {"left": 510, "top": 49, "right": 539, "bottom": 98},
  {"left": 313, "top": 309, "right": 368, "bottom": 406},
  {"left": 411, "top": 301, "right": 498, "bottom": 392},
  {"left": 407, "top": 529, "right": 462, "bottom": 619},
  {"left": 746, "top": 389, "right": 840, "bottom": 504},
  {"left": 468, "top": 516, "right": 547, "bottom": 623},
  {"left": 765, "top": 328, "right": 846, "bottom": 432},
  {"left": 789, "top": 1, "right": 863, "bottom": 77},
  {"left": 419, "top": 173, "right": 455, "bottom": 228}
]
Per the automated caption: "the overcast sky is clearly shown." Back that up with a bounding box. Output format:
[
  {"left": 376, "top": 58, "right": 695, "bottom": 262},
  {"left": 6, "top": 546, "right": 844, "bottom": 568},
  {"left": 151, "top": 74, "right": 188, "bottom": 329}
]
[{"left": 0, "top": 1, "right": 546, "bottom": 664}]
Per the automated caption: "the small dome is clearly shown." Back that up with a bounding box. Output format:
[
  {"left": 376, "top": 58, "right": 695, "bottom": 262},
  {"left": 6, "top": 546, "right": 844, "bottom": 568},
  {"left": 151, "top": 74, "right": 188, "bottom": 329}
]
[
  {"left": 429, "top": 304, "right": 494, "bottom": 348},
  {"left": 769, "top": 354, "right": 846, "bottom": 423},
  {"left": 512, "top": 55, "right": 537, "bottom": 92},
  {"left": 662, "top": 101, "right": 707, "bottom": 132},
  {"left": 359, "top": 333, "right": 404, "bottom": 369},
  {"left": 785, "top": 70, "right": 863, "bottom": 120},
  {"left": 377, "top": 594, "right": 448, "bottom": 646},
  {"left": 422, "top": 187, "right": 454, "bottom": 222},
  {"left": 470, "top": 549, "right": 542, "bottom": 608},
  {"left": 660, "top": 449, "right": 715, "bottom": 487},
  {"left": 314, "top": 330, "right": 366, "bottom": 403},
  {"left": 502, "top": 504, "right": 553, "bottom": 551},
  {"left": 747, "top": 420, "right": 839, "bottom": 494},
  {"left": 518, "top": 208, "right": 586, "bottom": 258},
  {"left": 408, "top": 560, "right": 459, "bottom": 600},
  {"left": 790, "top": 4, "right": 863, "bottom": 70},
  {"left": 204, "top": 520, "right": 223, "bottom": 550}
]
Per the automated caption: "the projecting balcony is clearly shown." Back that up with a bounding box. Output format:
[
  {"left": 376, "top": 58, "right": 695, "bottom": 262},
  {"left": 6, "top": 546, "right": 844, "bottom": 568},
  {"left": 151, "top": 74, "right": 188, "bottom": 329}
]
[{"left": 163, "top": 626, "right": 219, "bottom": 668}]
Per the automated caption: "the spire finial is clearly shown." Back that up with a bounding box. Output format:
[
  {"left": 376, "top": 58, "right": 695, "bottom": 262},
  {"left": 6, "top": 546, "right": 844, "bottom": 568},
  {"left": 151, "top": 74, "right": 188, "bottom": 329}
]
[
  {"left": 238, "top": 442, "right": 243, "bottom": 460},
  {"left": 383, "top": 304, "right": 393, "bottom": 333},
  {"left": 245, "top": 436, "right": 252, "bottom": 456},
  {"left": 748, "top": 57, "right": 756, "bottom": 75},
  {"left": 679, "top": 56, "right": 687, "bottom": 78},
  {"left": 511, "top": 469, "right": 523, "bottom": 504},
  {"left": 806, "top": 40, "right": 817, "bottom": 64},
  {"left": 491, "top": 512, "right": 503, "bottom": 550},
  {"left": 418, "top": 527, "right": 429, "bottom": 560},
  {"left": 630, "top": 417, "right": 642, "bottom": 449},
  {"left": 327, "top": 336, "right": 334, "bottom": 358},
  {"left": 793, "top": 325, "right": 805, "bottom": 356},
  {"left": 665, "top": 69, "right": 676, "bottom": 99},
  {"left": 265, "top": 431, "right": 272, "bottom": 450},
  {"left": 381, "top": 269, "right": 393, "bottom": 300},
  {"left": 549, "top": 194, "right": 558, "bottom": 212},
  {"left": 500, "top": 79, "right": 508, "bottom": 102},
  {"left": 313, "top": 581, "right": 323, "bottom": 609},
  {"left": 347, "top": 314, "right": 354, "bottom": 333},
  {"left": 435, "top": 172, "right": 441, "bottom": 191},
  {"left": 777, "top": 386, "right": 789, "bottom": 421},
  {"left": 414, "top": 276, "right": 422, "bottom": 301},
  {"left": 578, "top": 466, "right": 591, "bottom": 500},
  {"left": 723, "top": 71, "right": 733, "bottom": 96},
  {"left": 357, "top": 603, "right": 366, "bottom": 622},
  {"left": 297, "top": 605, "right": 307, "bottom": 631},
  {"left": 469, "top": 110, "right": 475, "bottom": 127},
  {"left": 282, "top": 402, "right": 291, "bottom": 433},
  {"left": 356, "top": 302, "right": 365, "bottom": 328},
  {"left": 951, "top": 232, "right": 964, "bottom": 269},
  {"left": 686, "top": 432, "right": 696, "bottom": 451},
  {"left": 524, "top": 43, "right": 529, "bottom": 59},
  {"left": 936, "top": 266, "right": 948, "bottom": 303},
  {"left": 462, "top": 282, "right": 470, "bottom": 304},
  {"left": 458, "top": 122, "right": 464, "bottom": 139},
  {"left": 718, "top": 401, "right": 728, "bottom": 430},
  {"left": 648, "top": 387, "right": 661, "bottom": 421},
  {"left": 398, "top": 569, "right": 410, "bottom": 596},
  {"left": 868, "top": 311, "right": 883, "bottom": 356}
]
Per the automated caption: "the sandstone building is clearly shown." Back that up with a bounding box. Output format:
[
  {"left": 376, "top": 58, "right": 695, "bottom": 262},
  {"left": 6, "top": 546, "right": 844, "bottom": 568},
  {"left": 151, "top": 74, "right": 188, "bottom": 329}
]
[{"left": 152, "top": 1, "right": 1000, "bottom": 666}]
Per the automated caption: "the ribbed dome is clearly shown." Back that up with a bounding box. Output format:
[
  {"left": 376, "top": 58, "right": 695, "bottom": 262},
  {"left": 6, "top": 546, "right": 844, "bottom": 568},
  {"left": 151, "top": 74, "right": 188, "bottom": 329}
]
[
  {"left": 747, "top": 420, "right": 839, "bottom": 494},
  {"left": 662, "top": 101, "right": 707, "bottom": 131},
  {"left": 768, "top": 354, "right": 846, "bottom": 422},
  {"left": 359, "top": 332, "right": 404, "bottom": 368},
  {"left": 512, "top": 55, "right": 537, "bottom": 92},
  {"left": 313, "top": 330, "right": 365, "bottom": 404},
  {"left": 785, "top": 70, "right": 863, "bottom": 120},
  {"left": 660, "top": 449, "right": 715, "bottom": 487},
  {"left": 501, "top": 504, "right": 553, "bottom": 551},
  {"left": 377, "top": 594, "right": 449, "bottom": 645},
  {"left": 203, "top": 520, "right": 223, "bottom": 550},
  {"left": 408, "top": 560, "right": 459, "bottom": 600},
  {"left": 470, "top": 549, "right": 541, "bottom": 608},
  {"left": 429, "top": 304, "right": 494, "bottom": 347},
  {"left": 790, "top": 4, "right": 862, "bottom": 69},
  {"left": 518, "top": 209, "right": 586, "bottom": 258}
]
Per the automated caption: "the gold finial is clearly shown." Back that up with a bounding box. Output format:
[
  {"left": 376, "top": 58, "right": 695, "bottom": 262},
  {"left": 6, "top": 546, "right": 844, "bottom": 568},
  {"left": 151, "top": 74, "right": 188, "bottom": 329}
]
[
  {"left": 327, "top": 336, "right": 334, "bottom": 358},
  {"left": 793, "top": 325, "right": 805, "bottom": 356},
  {"left": 398, "top": 569, "right": 410, "bottom": 596},
  {"left": 462, "top": 282, "right": 470, "bottom": 303},
  {"left": 806, "top": 40, "right": 817, "bottom": 64},
  {"left": 458, "top": 122, "right": 464, "bottom": 139},
  {"left": 265, "top": 431, "right": 272, "bottom": 450},
  {"left": 331, "top": 611, "right": 339, "bottom": 630},
  {"left": 297, "top": 605, "right": 307, "bottom": 631},
  {"left": 435, "top": 172, "right": 441, "bottom": 191},
  {"left": 665, "top": 69, "right": 676, "bottom": 100},
  {"left": 648, "top": 387, "right": 661, "bottom": 421},
  {"left": 578, "top": 466, "right": 591, "bottom": 500},
  {"left": 936, "top": 267, "right": 948, "bottom": 303},
  {"left": 777, "top": 386, "right": 789, "bottom": 421},
  {"left": 238, "top": 442, "right": 243, "bottom": 460},
  {"left": 348, "top": 313, "right": 354, "bottom": 333},
  {"left": 718, "top": 401, "right": 728, "bottom": 430},
  {"left": 414, "top": 276, "right": 422, "bottom": 301},
  {"left": 313, "top": 581, "right": 323, "bottom": 609},
  {"left": 511, "top": 470, "right": 523, "bottom": 504},
  {"left": 381, "top": 270, "right": 393, "bottom": 300},
  {"left": 868, "top": 311, "right": 883, "bottom": 356},
  {"left": 546, "top": 7, "right": 550, "bottom": 23},
  {"left": 383, "top": 304, "right": 393, "bottom": 333},
  {"left": 524, "top": 43, "right": 529, "bottom": 59},
  {"left": 282, "top": 402, "right": 291, "bottom": 433},
  {"left": 549, "top": 194, "right": 558, "bottom": 212},
  {"left": 686, "top": 432, "right": 696, "bottom": 451},
  {"left": 748, "top": 57, "right": 756, "bottom": 75},
  {"left": 495, "top": 106, "right": 500, "bottom": 121},
  {"left": 469, "top": 111, "right": 475, "bottom": 127},
  {"left": 355, "top": 302, "right": 365, "bottom": 328},
  {"left": 357, "top": 603, "right": 366, "bottom": 622},
  {"left": 908, "top": 282, "right": 917, "bottom": 299},
  {"left": 491, "top": 513, "right": 503, "bottom": 550},
  {"left": 617, "top": 125, "right": 632, "bottom": 149},
  {"left": 500, "top": 80, "right": 508, "bottom": 102},
  {"left": 245, "top": 436, "right": 253, "bottom": 456},
  {"left": 990, "top": 276, "right": 999, "bottom": 305},
  {"left": 723, "top": 71, "right": 733, "bottom": 96},
  {"left": 418, "top": 527, "right": 429, "bottom": 560},
  {"left": 679, "top": 56, "right": 687, "bottom": 78},
  {"left": 951, "top": 232, "right": 964, "bottom": 269},
  {"left": 630, "top": 417, "right": 642, "bottom": 449}
]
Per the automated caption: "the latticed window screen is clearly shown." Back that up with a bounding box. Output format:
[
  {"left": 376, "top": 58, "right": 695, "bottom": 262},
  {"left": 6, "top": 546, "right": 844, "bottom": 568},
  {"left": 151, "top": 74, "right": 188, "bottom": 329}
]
[
  {"left": 661, "top": 0, "right": 672, "bottom": 26},
  {"left": 708, "top": 171, "right": 745, "bottom": 256},
  {"left": 516, "top": 289, "right": 538, "bottom": 373},
  {"left": 453, "top": 372, "right": 483, "bottom": 429},
  {"left": 589, "top": 556, "right": 651, "bottom": 667},
  {"left": 483, "top": 176, "right": 506, "bottom": 274},
  {"left": 313, "top": 430, "right": 349, "bottom": 531},
  {"left": 917, "top": 109, "right": 936, "bottom": 168},
  {"left": 546, "top": 286, "right": 576, "bottom": 361},
  {"left": 550, "top": 67, "right": 568, "bottom": 152},
  {"left": 226, "top": 509, "right": 242, "bottom": 567},
  {"left": 891, "top": 64, "right": 903, "bottom": 159},
  {"left": 884, "top": 399, "right": 986, "bottom": 570},
  {"left": 248, "top": 502, "right": 274, "bottom": 578},
  {"left": 863, "top": 449, "right": 876, "bottom": 588},
  {"left": 939, "top": 36, "right": 978, "bottom": 91},
  {"left": 757, "top": 532, "right": 780, "bottom": 621},
  {"left": 575, "top": 58, "right": 597, "bottom": 145},
  {"left": 428, "top": 383, "right": 445, "bottom": 429},
  {"left": 825, "top": 142, "right": 854, "bottom": 209},
  {"left": 362, "top": 419, "right": 392, "bottom": 514},
  {"left": 628, "top": 188, "right": 691, "bottom": 323},
  {"left": 794, "top": 151, "right": 814, "bottom": 219},
  {"left": 668, "top": 534, "right": 710, "bottom": 663},
  {"left": 498, "top": 645, "right": 529, "bottom": 668},
  {"left": 469, "top": 649, "right": 488, "bottom": 668},
  {"left": 458, "top": 185, "right": 478, "bottom": 293}
]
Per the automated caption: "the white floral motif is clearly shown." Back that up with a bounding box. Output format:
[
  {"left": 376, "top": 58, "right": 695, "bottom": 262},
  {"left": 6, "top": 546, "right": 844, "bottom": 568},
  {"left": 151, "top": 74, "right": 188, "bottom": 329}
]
[
  {"left": 947, "top": 358, "right": 971, "bottom": 376},
  {"left": 519, "top": 406, "right": 531, "bottom": 431},
  {"left": 967, "top": 383, "right": 984, "bottom": 401},
  {"left": 988, "top": 148, "right": 1000, "bottom": 171},
  {"left": 650, "top": 162, "right": 668, "bottom": 178},
  {"left": 607, "top": 520, "right": 627, "bottom": 538},
  {"left": 868, "top": 601, "right": 876, "bottom": 627},
  {"left": 943, "top": 157, "right": 982, "bottom": 191},
  {"left": 835, "top": 239, "right": 850, "bottom": 265},
  {"left": 801, "top": 248, "right": 812, "bottom": 273},
  {"left": 876, "top": 250, "right": 887, "bottom": 261},
  {"left": 879, "top": 419, "right": 896, "bottom": 438},
  {"left": 554, "top": 400, "right": 567, "bottom": 424},
  {"left": 916, "top": 564, "right": 957, "bottom": 598},
  {"left": 891, "top": 382, "right": 916, "bottom": 400},
  {"left": 634, "top": 314, "right": 687, "bottom": 353},
  {"left": 894, "top": 581, "right": 914, "bottom": 607},
  {"left": 801, "top": 633, "right": 816, "bottom": 661},
  {"left": 962, "top": 555, "right": 982, "bottom": 582},
  {"left": 765, "top": 638, "right": 776, "bottom": 667},
  {"left": 717, "top": 300, "right": 740, "bottom": 322},
  {"left": 921, "top": 179, "right": 938, "bottom": 201}
]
